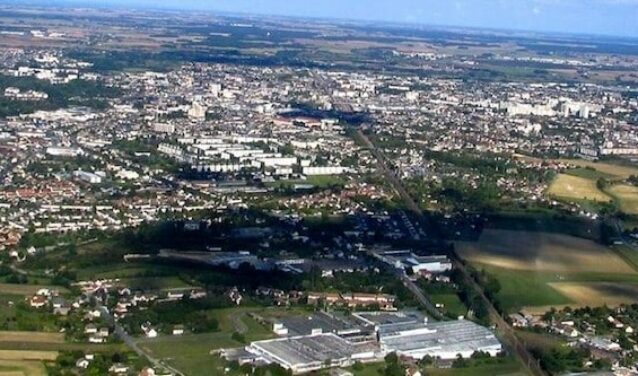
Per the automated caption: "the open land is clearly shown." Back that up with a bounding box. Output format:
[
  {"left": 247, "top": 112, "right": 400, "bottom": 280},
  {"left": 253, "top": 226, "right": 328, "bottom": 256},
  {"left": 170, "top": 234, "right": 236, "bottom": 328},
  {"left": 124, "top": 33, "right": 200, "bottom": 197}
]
[
  {"left": 457, "top": 229, "right": 638, "bottom": 312},
  {"left": 546, "top": 174, "right": 611, "bottom": 203}
]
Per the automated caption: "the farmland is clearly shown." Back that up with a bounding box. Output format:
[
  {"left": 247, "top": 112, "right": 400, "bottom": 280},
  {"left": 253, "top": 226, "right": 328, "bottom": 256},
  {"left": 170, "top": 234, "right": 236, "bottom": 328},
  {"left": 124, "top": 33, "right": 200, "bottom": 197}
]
[
  {"left": 608, "top": 184, "right": 638, "bottom": 215},
  {"left": 558, "top": 159, "right": 638, "bottom": 180},
  {"left": 456, "top": 230, "right": 638, "bottom": 312},
  {"left": 546, "top": 174, "right": 611, "bottom": 203},
  {"left": 457, "top": 229, "right": 633, "bottom": 273},
  {"left": 548, "top": 282, "right": 638, "bottom": 308},
  {"left": 0, "top": 360, "right": 46, "bottom": 376}
]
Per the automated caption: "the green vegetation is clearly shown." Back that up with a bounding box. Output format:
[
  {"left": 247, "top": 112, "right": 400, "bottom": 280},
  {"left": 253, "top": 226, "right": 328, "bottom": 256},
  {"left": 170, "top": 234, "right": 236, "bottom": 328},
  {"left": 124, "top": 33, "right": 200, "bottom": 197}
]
[
  {"left": 136, "top": 306, "right": 280, "bottom": 376},
  {"left": 457, "top": 229, "right": 638, "bottom": 312},
  {"left": 418, "top": 281, "right": 468, "bottom": 319},
  {"left": 0, "top": 74, "right": 119, "bottom": 117},
  {"left": 348, "top": 355, "right": 524, "bottom": 376}
]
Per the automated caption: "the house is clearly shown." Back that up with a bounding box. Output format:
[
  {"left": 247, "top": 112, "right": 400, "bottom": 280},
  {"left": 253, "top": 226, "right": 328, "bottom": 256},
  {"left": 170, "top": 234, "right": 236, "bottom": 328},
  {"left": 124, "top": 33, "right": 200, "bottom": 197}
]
[
  {"left": 30, "top": 295, "right": 47, "bottom": 308},
  {"left": 53, "top": 306, "right": 71, "bottom": 316},
  {"left": 109, "top": 363, "right": 129, "bottom": 374},
  {"left": 88, "top": 335, "right": 105, "bottom": 344},
  {"left": 84, "top": 324, "right": 98, "bottom": 334},
  {"left": 509, "top": 313, "right": 529, "bottom": 328},
  {"left": 139, "top": 368, "right": 156, "bottom": 376},
  {"left": 145, "top": 328, "right": 158, "bottom": 338},
  {"left": 189, "top": 289, "right": 207, "bottom": 299},
  {"left": 172, "top": 325, "right": 185, "bottom": 336},
  {"left": 75, "top": 358, "right": 90, "bottom": 369},
  {"left": 98, "top": 327, "right": 110, "bottom": 337},
  {"left": 166, "top": 291, "right": 184, "bottom": 300},
  {"left": 141, "top": 323, "right": 158, "bottom": 338}
]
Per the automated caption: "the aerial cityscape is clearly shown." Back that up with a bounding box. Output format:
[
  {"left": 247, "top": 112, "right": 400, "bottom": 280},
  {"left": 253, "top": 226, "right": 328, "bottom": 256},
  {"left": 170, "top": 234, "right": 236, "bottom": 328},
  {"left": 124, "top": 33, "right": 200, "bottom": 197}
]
[{"left": 0, "top": 1, "right": 637, "bottom": 376}]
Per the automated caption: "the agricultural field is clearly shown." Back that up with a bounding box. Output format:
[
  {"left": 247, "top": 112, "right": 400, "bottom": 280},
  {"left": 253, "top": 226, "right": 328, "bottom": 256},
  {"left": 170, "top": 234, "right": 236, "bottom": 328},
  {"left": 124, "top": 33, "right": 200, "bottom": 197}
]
[
  {"left": 608, "top": 184, "right": 638, "bottom": 214},
  {"left": 456, "top": 230, "right": 638, "bottom": 313},
  {"left": 558, "top": 159, "right": 638, "bottom": 180},
  {"left": 548, "top": 282, "right": 638, "bottom": 308},
  {"left": 0, "top": 360, "right": 46, "bottom": 376},
  {"left": 546, "top": 174, "right": 611, "bottom": 203}
]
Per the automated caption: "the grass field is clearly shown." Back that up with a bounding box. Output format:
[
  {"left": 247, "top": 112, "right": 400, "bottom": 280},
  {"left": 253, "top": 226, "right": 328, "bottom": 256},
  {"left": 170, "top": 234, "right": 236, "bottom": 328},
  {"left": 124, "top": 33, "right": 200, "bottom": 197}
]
[
  {"left": 429, "top": 293, "right": 468, "bottom": 319},
  {"left": 119, "top": 276, "right": 193, "bottom": 291},
  {"left": 565, "top": 167, "right": 615, "bottom": 180},
  {"left": 457, "top": 230, "right": 638, "bottom": 312},
  {"left": 0, "top": 351, "right": 56, "bottom": 362},
  {"left": 349, "top": 357, "right": 525, "bottom": 376},
  {"left": 0, "top": 284, "right": 68, "bottom": 296},
  {"left": 548, "top": 282, "right": 638, "bottom": 308},
  {"left": 608, "top": 184, "right": 638, "bottom": 215},
  {"left": 457, "top": 229, "right": 633, "bottom": 274},
  {"left": 0, "top": 360, "right": 46, "bottom": 376},
  {"left": 0, "top": 332, "right": 62, "bottom": 344},
  {"left": 558, "top": 159, "right": 638, "bottom": 180},
  {"left": 138, "top": 306, "right": 280, "bottom": 376},
  {"left": 546, "top": 174, "right": 611, "bottom": 203}
]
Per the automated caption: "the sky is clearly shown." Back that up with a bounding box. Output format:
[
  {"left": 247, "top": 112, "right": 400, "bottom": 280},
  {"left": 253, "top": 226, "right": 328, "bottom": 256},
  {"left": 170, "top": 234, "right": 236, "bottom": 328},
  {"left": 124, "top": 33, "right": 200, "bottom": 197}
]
[{"left": 20, "top": 0, "right": 638, "bottom": 38}]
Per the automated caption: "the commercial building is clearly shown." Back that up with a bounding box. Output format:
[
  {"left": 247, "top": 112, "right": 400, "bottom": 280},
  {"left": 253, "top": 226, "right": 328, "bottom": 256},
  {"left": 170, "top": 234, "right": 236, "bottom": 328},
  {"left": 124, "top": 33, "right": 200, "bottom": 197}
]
[
  {"left": 246, "top": 333, "right": 375, "bottom": 374},
  {"left": 372, "top": 250, "right": 452, "bottom": 274},
  {"left": 378, "top": 319, "right": 502, "bottom": 360}
]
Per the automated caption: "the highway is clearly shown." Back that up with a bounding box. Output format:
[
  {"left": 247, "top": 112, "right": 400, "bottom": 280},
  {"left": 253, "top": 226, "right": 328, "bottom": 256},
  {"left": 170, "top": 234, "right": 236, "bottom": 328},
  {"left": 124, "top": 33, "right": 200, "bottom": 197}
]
[{"left": 356, "top": 129, "right": 547, "bottom": 376}]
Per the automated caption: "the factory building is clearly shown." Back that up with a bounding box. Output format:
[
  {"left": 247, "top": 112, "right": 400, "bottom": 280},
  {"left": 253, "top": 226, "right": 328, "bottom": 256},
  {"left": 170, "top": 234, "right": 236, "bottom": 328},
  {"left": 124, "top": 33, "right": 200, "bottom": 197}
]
[
  {"left": 377, "top": 319, "right": 502, "bottom": 360},
  {"left": 246, "top": 333, "right": 375, "bottom": 374}
]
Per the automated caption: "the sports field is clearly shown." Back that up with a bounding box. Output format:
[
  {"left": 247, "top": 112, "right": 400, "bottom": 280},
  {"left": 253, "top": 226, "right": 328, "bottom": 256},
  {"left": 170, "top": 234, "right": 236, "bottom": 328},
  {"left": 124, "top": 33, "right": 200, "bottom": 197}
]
[
  {"left": 546, "top": 174, "right": 611, "bottom": 203},
  {"left": 456, "top": 230, "right": 638, "bottom": 312}
]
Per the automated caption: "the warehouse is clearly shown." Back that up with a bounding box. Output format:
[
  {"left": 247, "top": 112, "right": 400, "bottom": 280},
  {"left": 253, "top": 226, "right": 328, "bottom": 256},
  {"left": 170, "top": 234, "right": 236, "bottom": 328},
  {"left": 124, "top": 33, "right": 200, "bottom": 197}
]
[
  {"left": 378, "top": 319, "right": 502, "bottom": 360},
  {"left": 246, "top": 333, "right": 376, "bottom": 374}
]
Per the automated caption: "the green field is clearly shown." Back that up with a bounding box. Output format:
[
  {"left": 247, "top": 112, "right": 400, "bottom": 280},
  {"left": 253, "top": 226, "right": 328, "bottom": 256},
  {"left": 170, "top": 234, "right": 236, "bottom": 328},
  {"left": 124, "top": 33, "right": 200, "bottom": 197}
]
[
  {"left": 608, "top": 184, "right": 638, "bottom": 215},
  {"left": 349, "top": 357, "right": 525, "bottom": 376},
  {"left": 457, "top": 230, "right": 638, "bottom": 313},
  {"left": 137, "top": 306, "right": 284, "bottom": 376},
  {"left": 564, "top": 167, "right": 615, "bottom": 180},
  {"left": 558, "top": 159, "right": 638, "bottom": 180},
  {"left": 266, "top": 175, "right": 346, "bottom": 189},
  {"left": 546, "top": 174, "right": 611, "bottom": 203},
  {"left": 0, "top": 360, "right": 47, "bottom": 376}
]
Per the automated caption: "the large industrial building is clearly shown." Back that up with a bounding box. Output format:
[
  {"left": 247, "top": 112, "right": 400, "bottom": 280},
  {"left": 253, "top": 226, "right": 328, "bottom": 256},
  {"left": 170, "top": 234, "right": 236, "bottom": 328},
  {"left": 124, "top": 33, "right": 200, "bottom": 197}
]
[
  {"left": 372, "top": 250, "right": 453, "bottom": 274},
  {"left": 226, "top": 311, "right": 503, "bottom": 374},
  {"left": 246, "top": 333, "right": 376, "bottom": 374},
  {"left": 378, "top": 319, "right": 502, "bottom": 360}
]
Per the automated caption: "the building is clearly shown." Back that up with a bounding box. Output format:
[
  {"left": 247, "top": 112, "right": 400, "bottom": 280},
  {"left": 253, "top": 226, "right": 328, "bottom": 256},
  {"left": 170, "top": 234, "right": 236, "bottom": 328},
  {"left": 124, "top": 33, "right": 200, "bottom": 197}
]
[
  {"left": 245, "top": 333, "right": 375, "bottom": 374},
  {"left": 378, "top": 319, "right": 502, "bottom": 360},
  {"left": 373, "top": 250, "right": 452, "bottom": 274},
  {"left": 188, "top": 102, "right": 207, "bottom": 121}
]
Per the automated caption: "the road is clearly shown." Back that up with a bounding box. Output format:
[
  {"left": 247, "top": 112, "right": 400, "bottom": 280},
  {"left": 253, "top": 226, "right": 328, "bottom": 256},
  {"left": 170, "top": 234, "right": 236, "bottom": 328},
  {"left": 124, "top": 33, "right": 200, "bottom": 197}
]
[
  {"left": 397, "top": 270, "right": 444, "bottom": 320},
  {"left": 98, "top": 305, "right": 184, "bottom": 376},
  {"left": 357, "top": 129, "right": 547, "bottom": 376}
]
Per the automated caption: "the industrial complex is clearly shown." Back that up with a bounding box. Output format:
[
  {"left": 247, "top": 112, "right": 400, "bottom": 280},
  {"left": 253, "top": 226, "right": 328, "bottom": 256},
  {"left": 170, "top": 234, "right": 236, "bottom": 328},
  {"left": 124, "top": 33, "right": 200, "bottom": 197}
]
[{"left": 223, "top": 311, "right": 503, "bottom": 374}]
